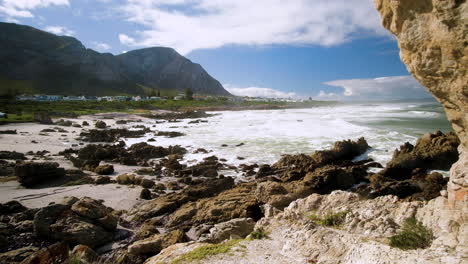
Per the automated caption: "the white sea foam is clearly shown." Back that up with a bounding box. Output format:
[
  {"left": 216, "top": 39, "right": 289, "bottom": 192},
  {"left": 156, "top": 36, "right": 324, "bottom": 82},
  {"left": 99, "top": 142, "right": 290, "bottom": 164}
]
[{"left": 125, "top": 101, "right": 451, "bottom": 170}]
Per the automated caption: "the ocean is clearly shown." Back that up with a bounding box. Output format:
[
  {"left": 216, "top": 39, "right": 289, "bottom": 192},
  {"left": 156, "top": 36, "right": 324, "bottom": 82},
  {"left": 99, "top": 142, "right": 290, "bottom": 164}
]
[{"left": 126, "top": 99, "right": 452, "bottom": 172}]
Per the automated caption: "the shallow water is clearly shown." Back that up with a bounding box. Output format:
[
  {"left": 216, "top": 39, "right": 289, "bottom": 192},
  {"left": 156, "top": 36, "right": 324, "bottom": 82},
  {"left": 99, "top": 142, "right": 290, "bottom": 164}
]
[{"left": 126, "top": 100, "right": 452, "bottom": 168}]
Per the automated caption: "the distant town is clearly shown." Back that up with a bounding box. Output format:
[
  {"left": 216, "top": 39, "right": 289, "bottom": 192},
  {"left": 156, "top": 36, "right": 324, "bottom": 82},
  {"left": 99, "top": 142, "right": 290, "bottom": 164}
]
[{"left": 15, "top": 94, "right": 311, "bottom": 103}]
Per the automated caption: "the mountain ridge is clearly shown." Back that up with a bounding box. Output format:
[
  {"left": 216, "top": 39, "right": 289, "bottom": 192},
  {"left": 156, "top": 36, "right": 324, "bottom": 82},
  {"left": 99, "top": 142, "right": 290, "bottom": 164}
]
[{"left": 0, "top": 22, "right": 231, "bottom": 96}]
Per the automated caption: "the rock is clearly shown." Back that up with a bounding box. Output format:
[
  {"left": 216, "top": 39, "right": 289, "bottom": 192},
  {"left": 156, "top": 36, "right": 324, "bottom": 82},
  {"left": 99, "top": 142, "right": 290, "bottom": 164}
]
[
  {"left": 95, "top": 176, "right": 111, "bottom": 185},
  {"left": 131, "top": 177, "right": 235, "bottom": 222},
  {"left": 186, "top": 224, "right": 213, "bottom": 241},
  {"left": 140, "top": 179, "right": 155, "bottom": 189},
  {"left": 128, "top": 230, "right": 185, "bottom": 256},
  {"left": 155, "top": 131, "right": 185, "bottom": 138},
  {"left": 95, "top": 120, "right": 107, "bottom": 129},
  {"left": 381, "top": 131, "right": 459, "bottom": 179},
  {"left": 256, "top": 164, "right": 273, "bottom": 178},
  {"left": 311, "top": 137, "right": 369, "bottom": 165},
  {"left": 80, "top": 128, "right": 149, "bottom": 142},
  {"left": 135, "top": 218, "right": 161, "bottom": 240},
  {"left": 140, "top": 188, "right": 152, "bottom": 200},
  {"left": 0, "top": 151, "right": 26, "bottom": 160},
  {"left": 167, "top": 182, "right": 260, "bottom": 228},
  {"left": 255, "top": 181, "right": 292, "bottom": 209},
  {"left": 94, "top": 164, "right": 114, "bottom": 175},
  {"left": 0, "top": 200, "right": 27, "bottom": 215},
  {"left": 203, "top": 218, "right": 255, "bottom": 243},
  {"left": 0, "top": 129, "right": 17, "bottom": 134},
  {"left": 117, "top": 174, "right": 136, "bottom": 185},
  {"left": 71, "top": 244, "right": 98, "bottom": 263},
  {"left": 34, "top": 197, "right": 117, "bottom": 248},
  {"left": 15, "top": 162, "right": 66, "bottom": 187},
  {"left": 0, "top": 246, "right": 38, "bottom": 263},
  {"left": 82, "top": 121, "right": 89, "bottom": 126},
  {"left": 303, "top": 165, "right": 366, "bottom": 193},
  {"left": 33, "top": 112, "right": 53, "bottom": 124},
  {"left": 20, "top": 242, "right": 69, "bottom": 264}
]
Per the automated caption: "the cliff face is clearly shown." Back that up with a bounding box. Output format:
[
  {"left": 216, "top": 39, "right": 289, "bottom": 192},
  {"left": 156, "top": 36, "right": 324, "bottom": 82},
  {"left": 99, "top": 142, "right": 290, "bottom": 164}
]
[
  {"left": 0, "top": 22, "right": 230, "bottom": 96},
  {"left": 374, "top": 0, "right": 467, "bottom": 252},
  {"left": 375, "top": 0, "right": 467, "bottom": 148}
]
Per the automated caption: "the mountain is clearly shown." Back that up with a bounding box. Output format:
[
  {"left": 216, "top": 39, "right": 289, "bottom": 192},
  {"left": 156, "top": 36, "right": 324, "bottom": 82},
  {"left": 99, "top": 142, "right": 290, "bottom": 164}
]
[{"left": 0, "top": 22, "right": 231, "bottom": 96}]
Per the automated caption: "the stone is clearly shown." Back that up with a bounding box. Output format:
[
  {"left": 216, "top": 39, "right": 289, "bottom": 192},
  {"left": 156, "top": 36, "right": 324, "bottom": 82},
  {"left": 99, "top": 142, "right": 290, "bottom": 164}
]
[
  {"left": 20, "top": 242, "right": 69, "bottom": 264},
  {"left": 94, "top": 164, "right": 114, "bottom": 175},
  {"left": 34, "top": 197, "right": 117, "bottom": 248},
  {"left": 33, "top": 112, "right": 53, "bottom": 125},
  {"left": 0, "top": 151, "right": 26, "bottom": 160},
  {"left": 140, "top": 188, "right": 152, "bottom": 200},
  {"left": 140, "top": 179, "right": 155, "bottom": 189},
  {"left": 95, "top": 176, "right": 111, "bottom": 184},
  {"left": 203, "top": 218, "right": 256, "bottom": 243},
  {"left": 0, "top": 200, "right": 27, "bottom": 215},
  {"left": 71, "top": 244, "right": 98, "bottom": 263},
  {"left": 95, "top": 120, "right": 107, "bottom": 129},
  {"left": 117, "top": 174, "right": 136, "bottom": 185},
  {"left": 15, "top": 162, "right": 66, "bottom": 187},
  {"left": 0, "top": 246, "right": 38, "bottom": 263},
  {"left": 128, "top": 230, "right": 185, "bottom": 256}
]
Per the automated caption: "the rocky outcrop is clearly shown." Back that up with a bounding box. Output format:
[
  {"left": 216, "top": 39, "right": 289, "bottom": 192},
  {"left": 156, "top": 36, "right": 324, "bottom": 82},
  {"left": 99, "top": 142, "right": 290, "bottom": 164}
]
[
  {"left": 375, "top": 0, "right": 467, "bottom": 251},
  {"left": 33, "top": 197, "right": 118, "bottom": 248},
  {"left": 15, "top": 162, "right": 66, "bottom": 187}
]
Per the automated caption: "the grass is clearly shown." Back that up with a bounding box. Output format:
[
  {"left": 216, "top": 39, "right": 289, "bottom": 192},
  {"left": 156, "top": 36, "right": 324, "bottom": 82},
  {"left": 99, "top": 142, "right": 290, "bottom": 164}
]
[
  {"left": 0, "top": 99, "right": 337, "bottom": 124},
  {"left": 249, "top": 227, "right": 269, "bottom": 240},
  {"left": 171, "top": 239, "right": 244, "bottom": 264},
  {"left": 307, "top": 211, "right": 349, "bottom": 227},
  {"left": 388, "top": 217, "right": 433, "bottom": 250}
]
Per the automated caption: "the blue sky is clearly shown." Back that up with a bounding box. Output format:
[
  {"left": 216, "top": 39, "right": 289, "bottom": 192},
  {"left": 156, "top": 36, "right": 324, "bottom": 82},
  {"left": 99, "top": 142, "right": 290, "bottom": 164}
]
[{"left": 0, "top": 0, "right": 432, "bottom": 100}]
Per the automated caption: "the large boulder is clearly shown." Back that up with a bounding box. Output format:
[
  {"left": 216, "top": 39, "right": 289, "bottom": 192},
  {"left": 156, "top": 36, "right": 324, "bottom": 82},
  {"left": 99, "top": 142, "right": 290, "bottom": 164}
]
[
  {"left": 382, "top": 131, "right": 459, "bottom": 179},
  {"left": 94, "top": 164, "right": 114, "bottom": 175},
  {"left": 33, "top": 197, "right": 118, "bottom": 248},
  {"left": 132, "top": 177, "right": 235, "bottom": 222},
  {"left": 94, "top": 120, "right": 107, "bottom": 129},
  {"left": 15, "top": 162, "right": 65, "bottom": 187},
  {"left": 166, "top": 182, "right": 260, "bottom": 228}
]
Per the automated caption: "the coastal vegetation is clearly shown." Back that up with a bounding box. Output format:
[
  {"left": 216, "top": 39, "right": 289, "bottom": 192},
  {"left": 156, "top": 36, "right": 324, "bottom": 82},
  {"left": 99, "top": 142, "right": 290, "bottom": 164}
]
[
  {"left": 388, "top": 217, "right": 433, "bottom": 250},
  {"left": 0, "top": 99, "right": 336, "bottom": 124},
  {"left": 307, "top": 211, "right": 349, "bottom": 228}
]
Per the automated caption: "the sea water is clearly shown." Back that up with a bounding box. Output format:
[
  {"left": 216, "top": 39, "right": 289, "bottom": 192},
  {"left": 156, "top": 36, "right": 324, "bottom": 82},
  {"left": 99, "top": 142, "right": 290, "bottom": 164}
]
[{"left": 126, "top": 99, "right": 452, "bottom": 169}]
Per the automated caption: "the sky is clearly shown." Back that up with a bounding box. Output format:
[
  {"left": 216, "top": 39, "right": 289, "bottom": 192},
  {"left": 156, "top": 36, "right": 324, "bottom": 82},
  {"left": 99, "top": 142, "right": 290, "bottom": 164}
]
[{"left": 0, "top": 0, "right": 434, "bottom": 100}]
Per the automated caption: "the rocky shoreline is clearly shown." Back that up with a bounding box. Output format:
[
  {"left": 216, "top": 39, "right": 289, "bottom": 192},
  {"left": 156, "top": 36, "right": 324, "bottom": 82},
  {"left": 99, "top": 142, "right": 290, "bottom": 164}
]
[{"left": 0, "top": 110, "right": 463, "bottom": 264}]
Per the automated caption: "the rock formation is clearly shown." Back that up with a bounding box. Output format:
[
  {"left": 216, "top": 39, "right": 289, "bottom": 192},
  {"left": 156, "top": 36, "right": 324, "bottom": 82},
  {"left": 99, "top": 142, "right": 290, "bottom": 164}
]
[{"left": 375, "top": 0, "right": 467, "bottom": 253}]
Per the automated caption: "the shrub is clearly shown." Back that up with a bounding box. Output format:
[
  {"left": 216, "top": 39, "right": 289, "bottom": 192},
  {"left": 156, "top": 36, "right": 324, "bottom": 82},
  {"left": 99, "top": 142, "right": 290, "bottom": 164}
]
[
  {"left": 389, "top": 217, "right": 433, "bottom": 250},
  {"left": 308, "top": 211, "right": 349, "bottom": 227},
  {"left": 249, "top": 227, "right": 268, "bottom": 240},
  {"left": 171, "top": 239, "right": 243, "bottom": 264}
]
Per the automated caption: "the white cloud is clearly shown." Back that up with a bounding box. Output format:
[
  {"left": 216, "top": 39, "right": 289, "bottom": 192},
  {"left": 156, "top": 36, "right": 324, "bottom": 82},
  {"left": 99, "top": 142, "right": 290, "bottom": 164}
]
[
  {"left": 119, "top": 34, "right": 136, "bottom": 46},
  {"left": 0, "top": 0, "right": 69, "bottom": 19},
  {"left": 118, "top": 0, "right": 389, "bottom": 55},
  {"left": 91, "top": 41, "right": 112, "bottom": 51},
  {"left": 225, "top": 84, "right": 296, "bottom": 99},
  {"left": 321, "top": 76, "right": 432, "bottom": 100},
  {"left": 44, "top": 25, "right": 75, "bottom": 36}
]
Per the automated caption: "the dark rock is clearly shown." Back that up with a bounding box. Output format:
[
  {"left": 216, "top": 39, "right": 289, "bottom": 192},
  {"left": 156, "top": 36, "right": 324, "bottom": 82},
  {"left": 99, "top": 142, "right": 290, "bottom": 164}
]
[
  {"left": 94, "top": 164, "right": 114, "bottom": 175},
  {"left": 20, "top": 242, "right": 69, "bottom": 264},
  {"left": 140, "top": 188, "right": 152, "bottom": 200},
  {"left": 95, "top": 176, "right": 111, "bottom": 185},
  {"left": 33, "top": 197, "right": 118, "bottom": 248},
  {"left": 55, "top": 119, "right": 73, "bottom": 127},
  {"left": 15, "top": 162, "right": 65, "bottom": 187},
  {"left": 80, "top": 128, "right": 149, "bottom": 142},
  {"left": 140, "top": 179, "right": 155, "bottom": 189},
  {"left": 71, "top": 244, "right": 98, "bottom": 263},
  {"left": 95, "top": 120, "right": 107, "bottom": 129},
  {"left": 82, "top": 121, "right": 89, "bottom": 126},
  {"left": 0, "top": 201, "right": 27, "bottom": 215},
  {"left": 256, "top": 164, "right": 273, "bottom": 179},
  {"left": 0, "top": 151, "right": 26, "bottom": 160},
  {"left": 128, "top": 229, "right": 185, "bottom": 256},
  {"left": 155, "top": 131, "right": 185, "bottom": 138},
  {"left": 0, "top": 130, "right": 16, "bottom": 134}
]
